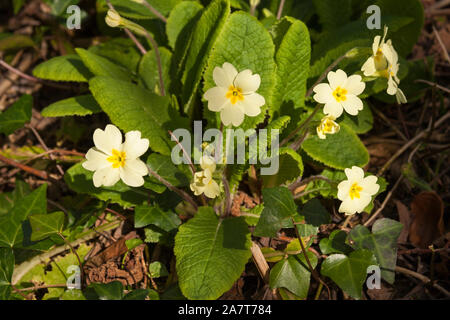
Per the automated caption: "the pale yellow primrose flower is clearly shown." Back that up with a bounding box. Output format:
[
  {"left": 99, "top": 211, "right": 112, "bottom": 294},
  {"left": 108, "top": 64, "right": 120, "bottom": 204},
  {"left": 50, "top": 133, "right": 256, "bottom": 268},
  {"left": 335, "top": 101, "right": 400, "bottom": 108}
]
[
  {"left": 105, "top": 9, "right": 122, "bottom": 28},
  {"left": 317, "top": 115, "right": 340, "bottom": 139},
  {"left": 313, "top": 69, "right": 366, "bottom": 119},
  {"left": 82, "top": 125, "right": 149, "bottom": 188},
  {"left": 190, "top": 156, "right": 220, "bottom": 199},
  {"left": 203, "top": 62, "right": 265, "bottom": 127},
  {"left": 337, "top": 166, "right": 380, "bottom": 215},
  {"left": 361, "top": 26, "right": 407, "bottom": 104}
]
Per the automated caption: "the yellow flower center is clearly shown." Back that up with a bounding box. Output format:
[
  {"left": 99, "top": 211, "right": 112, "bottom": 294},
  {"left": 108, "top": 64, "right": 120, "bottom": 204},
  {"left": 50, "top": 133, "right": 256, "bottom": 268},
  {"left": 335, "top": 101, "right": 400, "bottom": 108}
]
[
  {"left": 323, "top": 119, "right": 335, "bottom": 133},
  {"left": 107, "top": 149, "right": 126, "bottom": 168},
  {"left": 332, "top": 86, "right": 348, "bottom": 102},
  {"left": 349, "top": 183, "right": 363, "bottom": 200},
  {"left": 375, "top": 48, "right": 383, "bottom": 61},
  {"left": 226, "top": 85, "right": 244, "bottom": 105}
]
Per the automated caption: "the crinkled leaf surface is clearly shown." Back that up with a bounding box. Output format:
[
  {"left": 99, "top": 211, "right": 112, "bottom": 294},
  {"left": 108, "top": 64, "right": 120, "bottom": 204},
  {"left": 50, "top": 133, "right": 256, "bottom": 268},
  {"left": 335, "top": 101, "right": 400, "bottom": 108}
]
[
  {"left": 174, "top": 207, "right": 251, "bottom": 300},
  {"left": 41, "top": 95, "right": 101, "bottom": 117},
  {"left": 33, "top": 54, "right": 92, "bottom": 82}
]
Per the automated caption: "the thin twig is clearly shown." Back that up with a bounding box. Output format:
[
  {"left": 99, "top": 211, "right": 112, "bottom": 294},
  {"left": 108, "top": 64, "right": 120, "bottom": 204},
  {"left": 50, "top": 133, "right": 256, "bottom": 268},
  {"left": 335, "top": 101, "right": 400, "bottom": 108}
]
[
  {"left": 124, "top": 28, "right": 147, "bottom": 55},
  {"left": 143, "top": 31, "right": 166, "bottom": 96},
  {"left": 0, "top": 153, "right": 49, "bottom": 180},
  {"left": 57, "top": 232, "right": 84, "bottom": 288},
  {"left": 276, "top": 0, "right": 286, "bottom": 20},
  {"left": 363, "top": 176, "right": 403, "bottom": 227},
  {"left": 147, "top": 165, "right": 198, "bottom": 210},
  {"left": 142, "top": 0, "right": 167, "bottom": 23},
  {"left": 292, "top": 218, "right": 331, "bottom": 299},
  {"left": 395, "top": 266, "right": 450, "bottom": 297},
  {"left": 415, "top": 79, "right": 450, "bottom": 94},
  {"left": 378, "top": 111, "right": 450, "bottom": 176},
  {"left": 27, "top": 124, "right": 64, "bottom": 176}
]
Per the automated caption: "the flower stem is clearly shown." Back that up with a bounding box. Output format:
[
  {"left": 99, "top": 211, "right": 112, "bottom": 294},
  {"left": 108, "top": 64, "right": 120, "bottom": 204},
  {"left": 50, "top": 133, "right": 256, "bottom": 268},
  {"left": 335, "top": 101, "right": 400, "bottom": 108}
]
[{"left": 142, "top": 0, "right": 167, "bottom": 23}]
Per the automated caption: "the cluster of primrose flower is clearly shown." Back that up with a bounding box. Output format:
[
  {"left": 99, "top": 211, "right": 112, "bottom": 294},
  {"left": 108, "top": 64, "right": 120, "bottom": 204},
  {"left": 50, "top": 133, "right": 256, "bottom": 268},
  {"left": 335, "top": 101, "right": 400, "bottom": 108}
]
[
  {"left": 313, "top": 26, "right": 406, "bottom": 140},
  {"left": 83, "top": 18, "right": 400, "bottom": 215}
]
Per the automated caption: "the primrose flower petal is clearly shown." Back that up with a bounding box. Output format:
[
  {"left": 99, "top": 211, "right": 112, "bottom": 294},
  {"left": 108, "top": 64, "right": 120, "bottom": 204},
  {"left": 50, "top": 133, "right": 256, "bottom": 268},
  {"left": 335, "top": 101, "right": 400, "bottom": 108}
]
[
  {"left": 361, "top": 26, "right": 407, "bottom": 103},
  {"left": 337, "top": 166, "right": 380, "bottom": 215},
  {"left": 105, "top": 9, "right": 122, "bottom": 28},
  {"left": 204, "top": 62, "right": 265, "bottom": 127},
  {"left": 313, "top": 69, "right": 365, "bottom": 119},
  {"left": 83, "top": 124, "right": 149, "bottom": 188},
  {"left": 316, "top": 115, "right": 340, "bottom": 139},
  {"left": 190, "top": 156, "right": 220, "bottom": 199}
]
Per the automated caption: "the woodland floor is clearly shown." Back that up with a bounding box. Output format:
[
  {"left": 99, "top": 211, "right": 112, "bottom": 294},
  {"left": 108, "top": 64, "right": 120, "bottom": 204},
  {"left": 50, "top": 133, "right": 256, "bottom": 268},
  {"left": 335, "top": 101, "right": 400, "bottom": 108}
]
[{"left": 0, "top": 0, "right": 449, "bottom": 300}]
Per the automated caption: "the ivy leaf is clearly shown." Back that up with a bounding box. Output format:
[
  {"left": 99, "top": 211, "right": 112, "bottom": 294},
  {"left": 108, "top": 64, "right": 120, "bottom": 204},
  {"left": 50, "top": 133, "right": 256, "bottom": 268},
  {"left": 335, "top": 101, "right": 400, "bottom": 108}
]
[
  {"left": 33, "top": 54, "right": 92, "bottom": 82},
  {"left": 139, "top": 48, "right": 172, "bottom": 95},
  {"left": 181, "top": 0, "right": 230, "bottom": 108},
  {"left": 123, "top": 289, "right": 158, "bottom": 300},
  {"left": 134, "top": 205, "right": 181, "bottom": 231},
  {"left": 319, "top": 230, "right": 353, "bottom": 255},
  {"left": 0, "top": 180, "right": 31, "bottom": 216},
  {"left": 348, "top": 218, "right": 403, "bottom": 284},
  {"left": 29, "top": 211, "right": 65, "bottom": 242},
  {"left": 203, "top": 11, "right": 276, "bottom": 129},
  {"left": 41, "top": 95, "right": 102, "bottom": 117},
  {"left": 271, "top": 17, "right": 311, "bottom": 115},
  {"left": 89, "top": 76, "right": 188, "bottom": 156},
  {"left": 321, "top": 249, "right": 377, "bottom": 299},
  {"left": 302, "top": 123, "right": 369, "bottom": 170},
  {"left": 254, "top": 187, "right": 297, "bottom": 237},
  {"left": 90, "top": 281, "right": 124, "bottom": 300},
  {"left": 174, "top": 207, "right": 252, "bottom": 300},
  {"left": 296, "top": 199, "right": 330, "bottom": 237},
  {"left": 0, "top": 248, "right": 14, "bottom": 300},
  {"left": 88, "top": 38, "right": 141, "bottom": 72},
  {"left": 166, "top": 1, "right": 203, "bottom": 49},
  {"left": 0, "top": 94, "right": 32, "bottom": 135},
  {"left": 0, "top": 184, "right": 47, "bottom": 248},
  {"left": 270, "top": 252, "right": 317, "bottom": 299},
  {"left": 64, "top": 163, "right": 148, "bottom": 209},
  {"left": 76, "top": 48, "right": 131, "bottom": 82}
]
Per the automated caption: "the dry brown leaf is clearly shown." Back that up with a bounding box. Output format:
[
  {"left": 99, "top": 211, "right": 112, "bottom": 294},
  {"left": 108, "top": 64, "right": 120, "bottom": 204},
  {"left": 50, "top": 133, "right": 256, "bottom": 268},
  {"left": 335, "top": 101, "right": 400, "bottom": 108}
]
[
  {"left": 409, "top": 192, "right": 445, "bottom": 248},
  {"left": 395, "top": 200, "right": 412, "bottom": 244}
]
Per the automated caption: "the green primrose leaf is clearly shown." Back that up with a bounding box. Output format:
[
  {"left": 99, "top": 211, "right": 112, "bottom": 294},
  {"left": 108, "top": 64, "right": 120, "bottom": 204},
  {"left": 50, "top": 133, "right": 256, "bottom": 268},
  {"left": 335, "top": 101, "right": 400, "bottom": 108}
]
[
  {"left": 271, "top": 16, "right": 311, "bottom": 115},
  {"left": 302, "top": 123, "right": 369, "bottom": 170},
  {"left": 174, "top": 207, "right": 251, "bottom": 300},
  {"left": 262, "top": 148, "right": 304, "bottom": 188},
  {"left": 41, "top": 95, "right": 102, "bottom": 117},
  {"left": 203, "top": 11, "right": 276, "bottom": 130},
  {"left": 166, "top": 1, "right": 203, "bottom": 49},
  {"left": 89, "top": 76, "right": 188, "bottom": 156},
  {"left": 0, "top": 94, "right": 32, "bottom": 135},
  {"left": 181, "top": 0, "right": 230, "bottom": 109},
  {"left": 313, "top": 0, "right": 351, "bottom": 31},
  {"left": 321, "top": 249, "right": 377, "bottom": 299},
  {"left": 145, "top": 153, "right": 189, "bottom": 193},
  {"left": 139, "top": 48, "right": 172, "bottom": 95},
  {"left": 29, "top": 211, "right": 65, "bottom": 242},
  {"left": 76, "top": 48, "right": 132, "bottom": 82},
  {"left": 88, "top": 38, "right": 141, "bottom": 72},
  {"left": 348, "top": 218, "right": 403, "bottom": 284},
  {"left": 33, "top": 54, "right": 93, "bottom": 82}
]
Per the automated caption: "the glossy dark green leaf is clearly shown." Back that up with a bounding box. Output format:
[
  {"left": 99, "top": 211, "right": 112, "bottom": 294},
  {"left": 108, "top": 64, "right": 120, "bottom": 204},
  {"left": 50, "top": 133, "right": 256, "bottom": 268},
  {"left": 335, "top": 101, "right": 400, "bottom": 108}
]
[
  {"left": 297, "top": 199, "right": 330, "bottom": 237},
  {"left": 0, "top": 95, "right": 32, "bottom": 135},
  {"left": 0, "top": 248, "right": 14, "bottom": 299},
  {"left": 270, "top": 252, "right": 318, "bottom": 299},
  {"left": 348, "top": 218, "right": 403, "bottom": 284},
  {"left": 254, "top": 187, "right": 297, "bottom": 237},
  {"left": 29, "top": 211, "right": 65, "bottom": 241},
  {"left": 134, "top": 205, "right": 181, "bottom": 231},
  {"left": 321, "top": 249, "right": 377, "bottom": 299},
  {"left": 90, "top": 281, "right": 123, "bottom": 300},
  {"left": 319, "top": 230, "right": 353, "bottom": 255}
]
